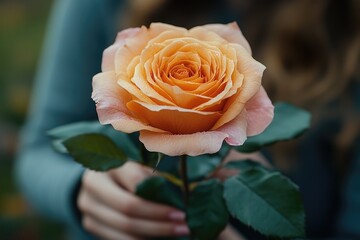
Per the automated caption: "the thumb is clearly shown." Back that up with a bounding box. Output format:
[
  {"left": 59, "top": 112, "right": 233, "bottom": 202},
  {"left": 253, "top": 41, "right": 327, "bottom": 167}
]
[{"left": 108, "top": 161, "right": 153, "bottom": 192}]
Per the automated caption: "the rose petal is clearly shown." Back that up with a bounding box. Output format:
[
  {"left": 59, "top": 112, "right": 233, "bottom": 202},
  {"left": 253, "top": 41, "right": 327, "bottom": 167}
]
[
  {"left": 127, "top": 101, "right": 221, "bottom": 134},
  {"left": 189, "top": 26, "right": 228, "bottom": 44},
  {"left": 153, "top": 82, "right": 212, "bottom": 109},
  {"left": 102, "top": 28, "right": 140, "bottom": 71},
  {"left": 147, "top": 29, "right": 187, "bottom": 47},
  {"left": 140, "top": 131, "right": 228, "bottom": 156},
  {"left": 117, "top": 78, "right": 156, "bottom": 104},
  {"left": 194, "top": 76, "right": 233, "bottom": 110},
  {"left": 217, "top": 110, "right": 248, "bottom": 145},
  {"left": 212, "top": 44, "right": 265, "bottom": 129},
  {"left": 148, "top": 22, "right": 187, "bottom": 37},
  {"left": 103, "top": 112, "right": 166, "bottom": 134},
  {"left": 115, "top": 26, "right": 151, "bottom": 73},
  {"left": 132, "top": 64, "right": 175, "bottom": 105},
  {"left": 245, "top": 86, "right": 274, "bottom": 136},
  {"left": 92, "top": 72, "right": 131, "bottom": 115},
  {"left": 92, "top": 72, "right": 164, "bottom": 133},
  {"left": 202, "top": 22, "right": 252, "bottom": 55},
  {"left": 229, "top": 43, "right": 266, "bottom": 103}
]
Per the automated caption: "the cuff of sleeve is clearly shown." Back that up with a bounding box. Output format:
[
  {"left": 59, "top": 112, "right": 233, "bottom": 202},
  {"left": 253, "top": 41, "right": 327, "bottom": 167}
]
[{"left": 15, "top": 145, "right": 92, "bottom": 239}]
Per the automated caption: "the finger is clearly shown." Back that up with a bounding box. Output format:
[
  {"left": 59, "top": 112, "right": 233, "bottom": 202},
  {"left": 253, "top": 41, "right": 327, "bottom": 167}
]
[
  {"left": 83, "top": 171, "right": 186, "bottom": 222},
  {"left": 213, "top": 168, "right": 239, "bottom": 182},
  {"left": 218, "top": 225, "right": 247, "bottom": 240},
  {"left": 109, "top": 161, "right": 153, "bottom": 192},
  {"left": 83, "top": 194, "right": 190, "bottom": 237},
  {"left": 224, "top": 149, "right": 269, "bottom": 167},
  {"left": 82, "top": 215, "right": 143, "bottom": 240}
]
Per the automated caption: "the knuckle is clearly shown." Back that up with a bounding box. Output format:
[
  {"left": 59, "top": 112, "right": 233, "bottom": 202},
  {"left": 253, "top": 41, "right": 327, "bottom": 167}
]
[
  {"left": 120, "top": 200, "right": 134, "bottom": 215},
  {"left": 82, "top": 171, "right": 94, "bottom": 189},
  {"left": 77, "top": 193, "right": 89, "bottom": 213},
  {"left": 158, "top": 225, "right": 175, "bottom": 236},
  {"left": 120, "top": 197, "right": 143, "bottom": 216},
  {"left": 120, "top": 218, "right": 133, "bottom": 233},
  {"left": 82, "top": 216, "right": 95, "bottom": 232}
]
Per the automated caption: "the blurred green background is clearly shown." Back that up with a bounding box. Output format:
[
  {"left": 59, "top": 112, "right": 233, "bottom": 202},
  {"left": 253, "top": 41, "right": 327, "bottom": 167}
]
[{"left": 0, "top": 0, "right": 65, "bottom": 239}]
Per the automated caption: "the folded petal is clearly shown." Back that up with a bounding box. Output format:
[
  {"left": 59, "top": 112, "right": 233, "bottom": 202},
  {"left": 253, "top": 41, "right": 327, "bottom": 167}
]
[
  {"left": 140, "top": 131, "right": 228, "bottom": 156},
  {"left": 245, "top": 86, "right": 274, "bottom": 136},
  {"left": 217, "top": 110, "right": 248, "bottom": 145},
  {"left": 202, "top": 22, "right": 252, "bottom": 55},
  {"left": 148, "top": 22, "right": 187, "bottom": 37},
  {"left": 212, "top": 44, "right": 265, "bottom": 129},
  {"left": 92, "top": 72, "right": 131, "bottom": 115},
  {"left": 92, "top": 72, "right": 164, "bottom": 133},
  {"left": 127, "top": 101, "right": 221, "bottom": 134},
  {"left": 102, "top": 28, "right": 140, "bottom": 71},
  {"left": 102, "top": 111, "right": 166, "bottom": 133}
]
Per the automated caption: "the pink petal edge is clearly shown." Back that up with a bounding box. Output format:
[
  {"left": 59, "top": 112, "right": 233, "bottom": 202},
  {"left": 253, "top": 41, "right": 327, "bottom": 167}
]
[
  {"left": 202, "top": 22, "right": 252, "bottom": 55},
  {"left": 245, "top": 86, "right": 274, "bottom": 136},
  {"left": 139, "top": 131, "right": 229, "bottom": 156},
  {"left": 102, "top": 28, "right": 141, "bottom": 71},
  {"left": 92, "top": 72, "right": 165, "bottom": 134},
  {"left": 217, "top": 110, "right": 248, "bottom": 146}
]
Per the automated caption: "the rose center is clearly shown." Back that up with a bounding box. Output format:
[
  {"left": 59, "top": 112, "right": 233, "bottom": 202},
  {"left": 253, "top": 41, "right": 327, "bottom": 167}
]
[
  {"left": 174, "top": 69, "right": 189, "bottom": 79},
  {"left": 169, "top": 63, "right": 197, "bottom": 80}
]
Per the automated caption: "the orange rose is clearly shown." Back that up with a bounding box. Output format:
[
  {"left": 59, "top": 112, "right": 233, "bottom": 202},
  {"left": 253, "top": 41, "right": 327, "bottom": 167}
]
[{"left": 92, "top": 22, "right": 274, "bottom": 156}]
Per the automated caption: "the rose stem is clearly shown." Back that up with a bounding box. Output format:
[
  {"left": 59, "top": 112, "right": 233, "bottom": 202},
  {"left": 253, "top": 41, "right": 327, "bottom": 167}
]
[
  {"left": 180, "top": 154, "right": 193, "bottom": 239},
  {"left": 180, "top": 155, "right": 190, "bottom": 208}
]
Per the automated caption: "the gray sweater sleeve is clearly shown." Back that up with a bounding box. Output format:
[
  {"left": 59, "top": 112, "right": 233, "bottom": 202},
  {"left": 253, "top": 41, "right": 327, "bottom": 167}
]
[
  {"left": 336, "top": 82, "right": 360, "bottom": 237},
  {"left": 15, "top": 0, "right": 121, "bottom": 230}
]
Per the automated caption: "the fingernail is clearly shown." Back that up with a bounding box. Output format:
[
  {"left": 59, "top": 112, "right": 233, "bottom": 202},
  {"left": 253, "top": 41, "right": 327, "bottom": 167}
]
[
  {"left": 174, "top": 225, "right": 190, "bottom": 235},
  {"left": 169, "top": 211, "right": 186, "bottom": 221}
]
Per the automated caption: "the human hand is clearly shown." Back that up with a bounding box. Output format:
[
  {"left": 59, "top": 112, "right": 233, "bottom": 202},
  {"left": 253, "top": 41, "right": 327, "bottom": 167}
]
[
  {"left": 219, "top": 225, "right": 247, "bottom": 240},
  {"left": 77, "top": 161, "right": 190, "bottom": 240},
  {"left": 214, "top": 149, "right": 270, "bottom": 181}
]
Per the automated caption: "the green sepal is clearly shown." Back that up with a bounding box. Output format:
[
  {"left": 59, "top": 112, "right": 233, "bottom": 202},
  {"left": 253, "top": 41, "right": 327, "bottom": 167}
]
[
  {"left": 142, "top": 150, "right": 165, "bottom": 170},
  {"left": 237, "top": 102, "right": 311, "bottom": 152},
  {"left": 63, "top": 133, "right": 128, "bottom": 171}
]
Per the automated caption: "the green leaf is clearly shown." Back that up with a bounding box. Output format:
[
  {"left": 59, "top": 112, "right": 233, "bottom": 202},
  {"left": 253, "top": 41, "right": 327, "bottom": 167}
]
[
  {"left": 51, "top": 138, "right": 68, "bottom": 153},
  {"left": 188, "top": 179, "right": 229, "bottom": 240},
  {"left": 136, "top": 176, "right": 184, "bottom": 210},
  {"left": 217, "top": 143, "right": 232, "bottom": 159},
  {"left": 63, "top": 133, "right": 127, "bottom": 171},
  {"left": 223, "top": 166, "right": 305, "bottom": 238},
  {"left": 187, "top": 154, "right": 222, "bottom": 181},
  {"left": 48, "top": 121, "right": 105, "bottom": 139},
  {"left": 224, "top": 159, "right": 269, "bottom": 172},
  {"left": 237, "top": 102, "right": 311, "bottom": 152},
  {"left": 48, "top": 121, "right": 141, "bottom": 161}
]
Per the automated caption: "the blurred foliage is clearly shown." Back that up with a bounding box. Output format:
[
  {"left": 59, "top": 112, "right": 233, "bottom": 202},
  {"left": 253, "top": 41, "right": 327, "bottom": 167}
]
[
  {"left": 0, "top": 0, "right": 65, "bottom": 239},
  {"left": 0, "top": 0, "right": 50, "bottom": 123}
]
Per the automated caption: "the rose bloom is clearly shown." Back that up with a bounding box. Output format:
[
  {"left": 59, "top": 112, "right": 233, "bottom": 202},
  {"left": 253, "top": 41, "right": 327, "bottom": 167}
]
[{"left": 92, "top": 22, "right": 274, "bottom": 156}]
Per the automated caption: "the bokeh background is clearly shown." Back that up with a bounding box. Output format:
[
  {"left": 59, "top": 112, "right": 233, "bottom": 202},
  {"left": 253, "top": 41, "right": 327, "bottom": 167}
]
[{"left": 0, "top": 0, "right": 65, "bottom": 239}]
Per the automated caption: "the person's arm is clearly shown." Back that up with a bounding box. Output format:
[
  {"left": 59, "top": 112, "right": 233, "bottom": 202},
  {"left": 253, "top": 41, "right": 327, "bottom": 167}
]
[
  {"left": 336, "top": 81, "right": 360, "bottom": 238},
  {"left": 14, "top": 1, "right": 191, "bottom": 239},
  {"left": 336, "top": 140, "right": 360, "bottom": 238},
  {"left": 15, "top": 0, "right": 119, "bottom": 230}
]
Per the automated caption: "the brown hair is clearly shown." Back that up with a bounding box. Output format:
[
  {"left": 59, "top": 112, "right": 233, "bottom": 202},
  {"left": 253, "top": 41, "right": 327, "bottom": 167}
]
[{"left": 240, "top": 0, "right": 360, "bottom": 171}]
